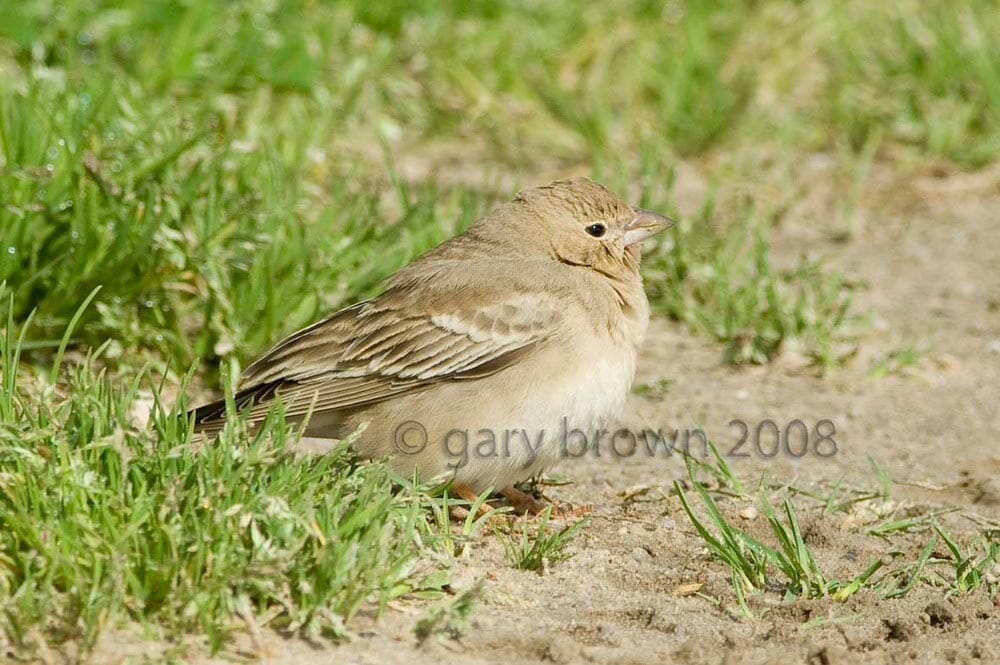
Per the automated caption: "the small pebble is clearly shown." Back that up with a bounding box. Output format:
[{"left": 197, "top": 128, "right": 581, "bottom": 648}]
[{"left": 631, "top": 546, "right": 653, "bottom": 563}]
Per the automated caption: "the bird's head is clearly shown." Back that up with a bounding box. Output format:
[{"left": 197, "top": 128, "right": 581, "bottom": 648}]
[{"left": 498, "top": 177, "right": 673, "bottom": 278}]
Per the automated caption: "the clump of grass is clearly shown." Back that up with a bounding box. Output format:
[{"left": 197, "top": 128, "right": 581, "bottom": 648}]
[
  {"left": 757, "top": 497, "right": 832, "bottom": 599},
  {"left": 878, "top": 537, "right": 938, "bottom": 600},
  {"left": 932, "top": 524, "right": 1000, "bottom": 596},
  {"left": 869, "top": 342, "right": 928, "bottom": 378},
  {"left": 642, "top": 187, "right": 859, "bottom": 367},
  {"left": 1, "top": 2, "right": 494, "bottom": 380},
  {"left": 671, "top": 445, "right": 981, "bottom": 616},
  {"left": 420, "top": 484, "right": 505, "bottom": 559},
  {"left": 0, "top": 68, "right": 485, "bottom": 376},
  {"left": 631, "top": 378, "right": 673, "bottom": 398},
  {"left": 676, "top": 446, "right": 1000, "bottom": 616},
  {"left": 675, "top": 475, "right": 892, "bottom": 615},
  {"left": 824, "top": 0, "right": 1000, "bottom": 167},
  {"left": 413, "top": 580, "right": 483, "bottom": 644},
  {"left": 673, "top": 478, "right": 767, "bottom": 615},
  {"left": 0, "top": 292, "right": 435, "bottom": 656},
  {"left": 498, "top": 510, "right": 588, "bottom": 572}
]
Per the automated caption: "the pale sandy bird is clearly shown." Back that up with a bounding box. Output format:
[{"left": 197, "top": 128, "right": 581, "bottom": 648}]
[{"left": 192, "top": 177, "right": 672, "bottom": 513}]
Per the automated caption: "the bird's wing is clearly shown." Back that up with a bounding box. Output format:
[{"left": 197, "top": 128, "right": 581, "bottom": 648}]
[{"left": 193, "top": 288, "right": 562, "bottom": 427}]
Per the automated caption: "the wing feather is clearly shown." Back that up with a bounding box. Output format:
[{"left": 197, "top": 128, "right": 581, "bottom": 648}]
[{"left": 192, "top": 288, "right": 561, "bottom": 429}]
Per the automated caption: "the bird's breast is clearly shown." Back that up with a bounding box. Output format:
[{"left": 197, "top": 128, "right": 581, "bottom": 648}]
[{"left": 519, "top": 329, "right": 639, "bottom": 443}]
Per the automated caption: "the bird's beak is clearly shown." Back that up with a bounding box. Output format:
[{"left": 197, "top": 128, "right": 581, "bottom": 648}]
[{"left": 623, "top": 208, "right": 674, "bottom": 246}]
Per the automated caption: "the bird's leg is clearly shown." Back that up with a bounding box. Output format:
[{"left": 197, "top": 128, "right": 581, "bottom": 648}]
[{"left": 450, "top": 483, "right": 494, "bottom": 521}]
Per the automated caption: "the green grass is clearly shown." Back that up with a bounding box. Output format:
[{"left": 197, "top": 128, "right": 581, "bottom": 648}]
[
  {"left": 931, "top": 524, "right": 1000, "bottom": 597},
  {"left": 675, "top": 445, "right": 999, "bottom": 616},
  {"left": 498, "top": 510, "right": 589, "bottom": 572},
  {"left": 425, "top": 485, "right": 505, "bottom": 559},
  {"left": 0, "top": 61, "right": 484, "bottom": 374},
  {"left": 413, "top": 580, "right": 482, "bottom": 644},
  {"left": 869, "top": 342, "right": 928, "bottom": 378},
  {"left": 825, "top": 1, "right": 1000, "bottom": 166},
  {"left": 0, "top": 291, "right": 445, "bottom": 655},
  {"left": 631, "top": 377, "right": 673, "bottom": 399},
  {"left": 868, "top": 508, "right": 959, "bottom": 540},
  {"left": 641, "top": 187, "right": 860, "bottom": 366},
  {"left": 677, "top": 472, "right": 882, "bottom": 614},
  {"left": 674, "top": 477, "right": 889, "bottom": 619}
]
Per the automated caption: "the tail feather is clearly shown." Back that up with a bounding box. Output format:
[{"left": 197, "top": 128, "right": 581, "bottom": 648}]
[{"left": 188, "top": 381, "right": 284, "bottom": 434}]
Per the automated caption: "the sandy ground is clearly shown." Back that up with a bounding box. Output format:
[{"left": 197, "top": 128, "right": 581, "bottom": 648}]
[{"left": 88, "top": 160, "right": 1000, "bottom": 665}]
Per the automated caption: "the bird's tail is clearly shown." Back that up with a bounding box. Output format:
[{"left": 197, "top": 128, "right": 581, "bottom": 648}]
[
  {"left": 186, "top": 380, "right": 284, "bottom": 436},
  {"left": 187, "top": 396, "right": 229, "bottom": 436}
]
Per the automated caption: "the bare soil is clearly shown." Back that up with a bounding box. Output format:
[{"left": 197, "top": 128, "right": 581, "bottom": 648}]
[{"left": 90, "top": 159, "right": 1000, "bottom": 665}]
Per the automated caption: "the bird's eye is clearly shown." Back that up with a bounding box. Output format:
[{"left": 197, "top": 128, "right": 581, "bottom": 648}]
[{"left": 585, "top": 223, "right": 607, "bottom": 238}]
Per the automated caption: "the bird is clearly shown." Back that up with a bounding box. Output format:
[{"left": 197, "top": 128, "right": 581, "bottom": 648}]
[{"left": 190, "top": 177, "right": 672, "bottom": 514}]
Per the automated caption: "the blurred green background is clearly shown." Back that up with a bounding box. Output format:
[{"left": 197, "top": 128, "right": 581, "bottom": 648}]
[{"left": 1, "top": 0, "right": 997, "bottom": 377}]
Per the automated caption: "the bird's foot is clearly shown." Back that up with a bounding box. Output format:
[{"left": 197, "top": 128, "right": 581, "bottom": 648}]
[
  {"left": 550, "top": 503, "right": 594, "bottom": 519},
  {"left": 500, "top": 486, "right": 591, "bottom": 519},
  {"left": 447, "top": 484, "right": 590, "bottom": 524}
]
